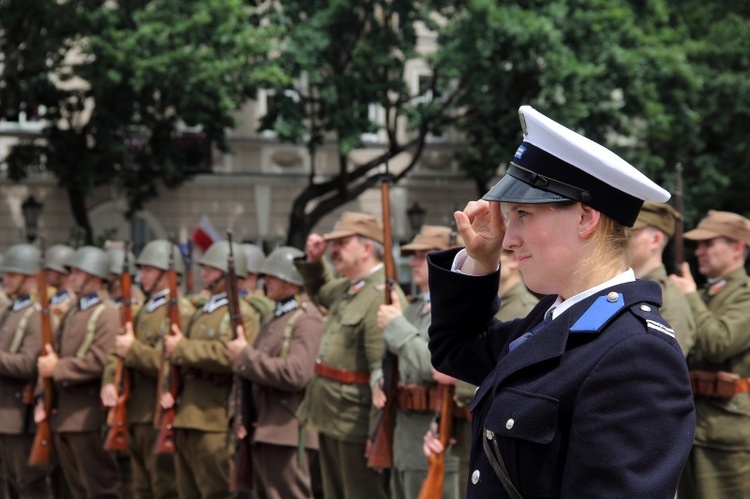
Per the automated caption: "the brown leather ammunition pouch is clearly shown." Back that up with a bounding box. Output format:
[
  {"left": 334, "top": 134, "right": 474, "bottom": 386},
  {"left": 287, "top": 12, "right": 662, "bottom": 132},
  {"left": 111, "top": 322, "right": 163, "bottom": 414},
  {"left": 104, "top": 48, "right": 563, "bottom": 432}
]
[
  {"left": 396, "top": 385, "right": 440, "bottom": 412},
  {"left": 689, "top": 370, "right": 744, "bottom": 398}
]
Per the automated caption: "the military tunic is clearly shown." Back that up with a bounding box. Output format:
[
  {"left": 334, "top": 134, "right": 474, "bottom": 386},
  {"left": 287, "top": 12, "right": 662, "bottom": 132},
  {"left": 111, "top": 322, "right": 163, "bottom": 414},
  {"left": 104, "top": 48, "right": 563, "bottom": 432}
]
[
  {"left": 295, "top": 259, "right": 405, "bottom": 499},
  {"left": 233, "top": 293, "right": 324, "bottom": 498},
  {"left": 678, "top": 267, "right": 750, "bottom": 499},
  {"left": 50, "top": 291, "right": 121, "bottom": 499},
  {"left": 453, "top": 282, "right": 538, "bottom": 499},
  {"left": 0, "top": 295, "right": 51, "bottom": 497},
  {"left": 641, "top": 265, "right": 696, "bottom": 357},
  {"left": 102, "top": 288, "right": 195, "bottom": 499},
  {"left": 171, "top": 292, "right": 259, "bottom": 499},
  {"left": 428, "top": 249, "right": 695, "bottom": 499},
  {"left": 383, "top": 293, "right": 459, "bottom": 499}
]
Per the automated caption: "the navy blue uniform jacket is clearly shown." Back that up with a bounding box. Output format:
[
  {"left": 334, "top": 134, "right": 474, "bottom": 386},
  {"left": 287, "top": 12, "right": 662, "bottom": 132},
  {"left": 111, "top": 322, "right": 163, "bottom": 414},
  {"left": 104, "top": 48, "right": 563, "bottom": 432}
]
[{"left": 427, "top": 249, "right": 695, "bottom": 499}]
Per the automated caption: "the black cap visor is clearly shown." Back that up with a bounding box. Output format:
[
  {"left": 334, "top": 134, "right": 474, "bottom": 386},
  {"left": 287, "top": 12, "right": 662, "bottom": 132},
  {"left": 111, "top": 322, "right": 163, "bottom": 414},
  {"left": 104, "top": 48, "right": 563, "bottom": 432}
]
[{"left": 483, "top": 165, "right": 572, "bottom": 204}]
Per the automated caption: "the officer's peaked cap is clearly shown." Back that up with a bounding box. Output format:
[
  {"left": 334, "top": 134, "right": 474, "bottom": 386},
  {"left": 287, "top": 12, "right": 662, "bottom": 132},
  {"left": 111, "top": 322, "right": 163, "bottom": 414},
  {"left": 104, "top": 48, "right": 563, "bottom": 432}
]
[{"left": 484, "top": 106, "right": 670, "bottom": 227}]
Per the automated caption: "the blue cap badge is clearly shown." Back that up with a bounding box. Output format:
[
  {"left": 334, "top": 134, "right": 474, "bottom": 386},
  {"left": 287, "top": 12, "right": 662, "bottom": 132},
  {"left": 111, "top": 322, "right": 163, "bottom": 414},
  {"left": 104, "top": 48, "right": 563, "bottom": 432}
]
[{"left": 514, "top": 144, "right": 527, "bottom": 160}]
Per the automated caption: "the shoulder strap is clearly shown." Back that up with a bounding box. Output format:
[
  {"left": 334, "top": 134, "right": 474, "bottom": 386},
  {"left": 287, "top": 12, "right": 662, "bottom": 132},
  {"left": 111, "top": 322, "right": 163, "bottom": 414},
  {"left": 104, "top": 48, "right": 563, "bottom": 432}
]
[
  {"left": 75, "top": 303, "right": 106, "bottom": 358},
  {"left": 8, "top": 305, "right": 39, "bottom": 354},
  {"left": 279, "top": 308, "right": 305, "bottom": 359},
  {"left": 483, "top": 429, "right": 524, "bottom": 499}
]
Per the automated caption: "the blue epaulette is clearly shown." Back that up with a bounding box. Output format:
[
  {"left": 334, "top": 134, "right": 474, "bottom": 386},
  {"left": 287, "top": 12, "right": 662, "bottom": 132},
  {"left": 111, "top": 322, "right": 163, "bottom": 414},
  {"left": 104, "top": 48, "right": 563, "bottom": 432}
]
[{"left": 570, "top": 292, "right": 625, "bottom": 333}]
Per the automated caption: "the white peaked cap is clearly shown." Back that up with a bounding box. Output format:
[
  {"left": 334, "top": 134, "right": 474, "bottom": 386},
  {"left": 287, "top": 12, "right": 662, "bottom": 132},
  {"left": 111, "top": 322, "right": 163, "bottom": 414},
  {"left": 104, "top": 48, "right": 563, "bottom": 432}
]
[{"left": 484, "top": 105, "right": 670, "bottom": 226}]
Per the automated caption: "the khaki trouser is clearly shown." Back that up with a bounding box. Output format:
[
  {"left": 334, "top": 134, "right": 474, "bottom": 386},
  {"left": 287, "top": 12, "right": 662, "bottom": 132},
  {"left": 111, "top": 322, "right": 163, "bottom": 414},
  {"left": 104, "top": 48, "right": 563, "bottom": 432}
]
[
  {"left": 174, "top": 429, "right": 233, "bottom": 499},
  {"left": 678, "top": 446, "right": 750, "bottom": 499},
  {"left": 128, "top": 423, "right": 177, "bottom": 499},
  {"left": 252, "top": 442, "right": 315, "bottom": 499},
  {"left": 0, "top": 433, "right": 51, "bottom": 497},
  {"left": 53, "top": 431, "right": 120, "bottom": 499},
  {"left": 317, "top": 434, "right": 388, "bottom": 499}
]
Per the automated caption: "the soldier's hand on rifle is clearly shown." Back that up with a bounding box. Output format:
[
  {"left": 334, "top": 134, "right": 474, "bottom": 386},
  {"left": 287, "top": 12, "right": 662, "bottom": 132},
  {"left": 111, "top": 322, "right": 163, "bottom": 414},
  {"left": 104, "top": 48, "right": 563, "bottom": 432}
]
[
  {"left": 115, "top": 321, "right": 135, "bottom": 358},
  {"left": 377, "top": 290, "right": 403, "bottom": 329},
  {"left": 235, "top": 424, "right": 248, "bottom": 440},
  {"left": 100, "top": 383, "right": 118, "bottom": 408},
  {"left": 455, "top": 200, "right": 506, "bottom": 276},
  {"left": 305, "top": 233, "right": 328, "bottom": 262},
  {"left": 37, "top": 344, "right": 59, "bottom": 378},
  {"left": 227, "top": 325, "right": 248, "bottom": 363},
  {"left": 423, "top": 420, "right": 445, "bottom": 458},
  {"left": 669, "top": 262, "right": 698, "bottom": 295},
  {"left": 160, "top": 391, "right": 175, "bottom": 410},
  {"left": 34, "top": 400, "right": 46, "bottom": 424},
  {"left": 163, "top": 323, "right": 184, "bottom": 357},
  {"left": 372, "top": 378, "right": 387, "bottom": 409}
]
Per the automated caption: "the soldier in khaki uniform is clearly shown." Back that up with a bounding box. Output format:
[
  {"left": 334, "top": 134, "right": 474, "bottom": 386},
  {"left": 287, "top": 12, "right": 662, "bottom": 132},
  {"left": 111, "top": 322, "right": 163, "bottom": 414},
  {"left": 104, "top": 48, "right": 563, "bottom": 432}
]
[
  {"left": 295, "top": 211, "right": 406, "bottom": 499},
  {"left": 102, "top": 243, "right": 144, "bottom": 499},
  {"left": 632, "top": 201, "right": 696, "bottom": 356},
  {"left": 671, "top": 211, "right": 750, "bottom": 499},
  {"left": 0, "top": 244, "right": 52, "bottom": 497},
  {"left": 163, "top": 240, "right": 260, "bottom": 499},
  {"left": 36, "top": 245, "right": 121, "bottom": 498},
  {"left": 43, "top": 244, "right": 76, "bottom": 319},
  {"left": 448, "top": 249, "right": 538, "bottom": 499},
  {"left": 228, "top": 246, "right": 324, "bottom": 498},
  {"left": 101, "top": 240, "right": 194, "bottom": 499},
  {"left": 376, "top": 226, "right": 461, "bottom": 499},
  {"left": 240, "top": 243, "right": 275, "bottom": 324}
]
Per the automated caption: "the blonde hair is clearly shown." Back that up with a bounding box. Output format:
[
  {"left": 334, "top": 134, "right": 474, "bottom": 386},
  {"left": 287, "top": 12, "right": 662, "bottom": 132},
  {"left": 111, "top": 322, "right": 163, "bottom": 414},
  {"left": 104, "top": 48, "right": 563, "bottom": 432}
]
[{"left": 576, "top": 214, "right": 633, "bottom": 284}]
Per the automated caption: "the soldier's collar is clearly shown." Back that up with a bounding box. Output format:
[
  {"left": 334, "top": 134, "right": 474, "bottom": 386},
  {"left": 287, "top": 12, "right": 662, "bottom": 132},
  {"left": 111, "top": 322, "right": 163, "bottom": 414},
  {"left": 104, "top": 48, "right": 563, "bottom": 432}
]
[
  {"left": 203, "top": 293, "right": 228, "bottom": 313},
  {"left": 274, "top": 295, "right": 300, "bottom": 317},
  {"left": 11, "top": 294, "right": 33, "bottom": 312},
  {"left": 79, "top": 292, "right": 102, "bottom": 311},
  {"left": 146, "top": 289, "right": 170, "bottom": 313}
]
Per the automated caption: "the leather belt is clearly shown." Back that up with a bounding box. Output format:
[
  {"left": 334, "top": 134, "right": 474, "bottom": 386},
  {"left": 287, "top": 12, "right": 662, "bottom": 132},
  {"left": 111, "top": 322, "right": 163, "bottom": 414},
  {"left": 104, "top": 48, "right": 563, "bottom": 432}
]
[
  {"left": 314, "top": 361, "right": 370, "bottom": 384},
  {"left": 183, "top": 368, "right": 233, "bottom": 386}
]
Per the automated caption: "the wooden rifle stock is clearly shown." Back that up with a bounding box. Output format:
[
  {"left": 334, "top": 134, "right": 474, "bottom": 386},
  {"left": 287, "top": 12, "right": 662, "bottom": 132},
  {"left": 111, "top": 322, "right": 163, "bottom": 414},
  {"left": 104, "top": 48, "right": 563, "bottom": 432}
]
[
  {"left": 226, "top": 231, "right": 254, "bottom": 492},
  {"left": 673, "top": 163, "right": 685, "bottom": 275},
  {"left": 154, "top": 247, "right": 182, "bottom": 455},
  {"left": 366, "top": 178, "right": 399, "bottom": 469},
  {"left": 418, "top": 384, "right": 455, "bottom": 499},
  {"left": 104, "top": 244, "right": 133, "bottom": 451},
  {"left": 29, "top": 245, "right": 55, "bottom": 467}
]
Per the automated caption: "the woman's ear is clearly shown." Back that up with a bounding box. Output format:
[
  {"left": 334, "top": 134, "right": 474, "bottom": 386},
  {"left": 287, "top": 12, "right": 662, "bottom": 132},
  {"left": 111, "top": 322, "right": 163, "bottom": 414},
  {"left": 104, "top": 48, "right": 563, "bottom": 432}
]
[{"left": 578, "top": 204, "right": 601, "bottom": 239}]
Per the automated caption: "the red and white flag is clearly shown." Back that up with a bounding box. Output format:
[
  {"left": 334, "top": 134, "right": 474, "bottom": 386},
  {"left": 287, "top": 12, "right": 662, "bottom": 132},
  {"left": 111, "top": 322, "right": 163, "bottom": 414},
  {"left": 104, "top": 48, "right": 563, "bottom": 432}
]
[{"left": 191, "top": 215, "right": 221, "bottom": 252}]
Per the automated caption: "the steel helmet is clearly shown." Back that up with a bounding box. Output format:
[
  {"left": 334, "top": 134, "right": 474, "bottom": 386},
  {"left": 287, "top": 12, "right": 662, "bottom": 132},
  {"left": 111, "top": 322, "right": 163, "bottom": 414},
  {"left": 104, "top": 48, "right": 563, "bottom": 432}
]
[
  {"left": 198, "top": 241, "right": 247, "bottom": 278},
  {"left": 241, "top": 244, "right": 266, "bottom": 274},
  {"left": 67, "top": 246, "right": 111, "bottom": 281},
  {"left": 106, "top": 245, "right": 137, "bottom": 276},
  {"left": 136, "top": 240, "right": 185, "bottom": 275},
  {"left": 44, "top": 244, "right": 75, "bottom": 274},
  {"left": 1, "top": 244, "right": 41, "bottom": 276},
  {"left": 259, "top": 246, "right": 304, "bottom": 286}
]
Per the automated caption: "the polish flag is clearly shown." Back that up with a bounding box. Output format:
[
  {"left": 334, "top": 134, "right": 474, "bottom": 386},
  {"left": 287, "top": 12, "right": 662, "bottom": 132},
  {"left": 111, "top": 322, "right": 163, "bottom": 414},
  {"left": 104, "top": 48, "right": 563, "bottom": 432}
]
[{"left": 191, "top": 216, "right": 221, "bottom": 252}]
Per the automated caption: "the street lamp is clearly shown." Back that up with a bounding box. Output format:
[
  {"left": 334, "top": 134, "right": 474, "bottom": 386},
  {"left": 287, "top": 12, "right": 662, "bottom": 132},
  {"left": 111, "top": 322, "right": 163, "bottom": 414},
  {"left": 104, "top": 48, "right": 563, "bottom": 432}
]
[
  {"left": 406, "top": 201, "right": 426, "bottom": 238},
  {"left": 21, "top": 195, "right": 43, "bottom": 243}
]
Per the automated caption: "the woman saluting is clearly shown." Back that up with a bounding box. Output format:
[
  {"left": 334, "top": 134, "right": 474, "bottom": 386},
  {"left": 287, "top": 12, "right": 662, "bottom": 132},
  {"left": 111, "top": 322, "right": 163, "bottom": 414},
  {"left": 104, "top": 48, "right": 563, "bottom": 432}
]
[{"left": 426, "top": 106, "right": 695, "bottom": 499}]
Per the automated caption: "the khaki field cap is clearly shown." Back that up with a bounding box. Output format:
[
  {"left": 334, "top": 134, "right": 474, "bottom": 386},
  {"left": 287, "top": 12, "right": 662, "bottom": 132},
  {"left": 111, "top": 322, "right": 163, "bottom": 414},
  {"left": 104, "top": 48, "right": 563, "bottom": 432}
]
[
  {"left": 400, "top": 225, "right": 464, "bottom": 256},
  {"left": 323, "top": 211, "right": 384, "bottom": 244},
  {"left": 684, "top": 210, "right": 750, "bottom": 245},
  {"left": 633, "top": 201, "right": 682, "bottom": 238}
]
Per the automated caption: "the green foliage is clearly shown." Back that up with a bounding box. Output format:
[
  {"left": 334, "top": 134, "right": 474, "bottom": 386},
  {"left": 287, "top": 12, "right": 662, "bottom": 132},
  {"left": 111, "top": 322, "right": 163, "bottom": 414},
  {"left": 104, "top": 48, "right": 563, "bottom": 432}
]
[{"left": 1, "top": 0, "right": 282, "bottom": 242}]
